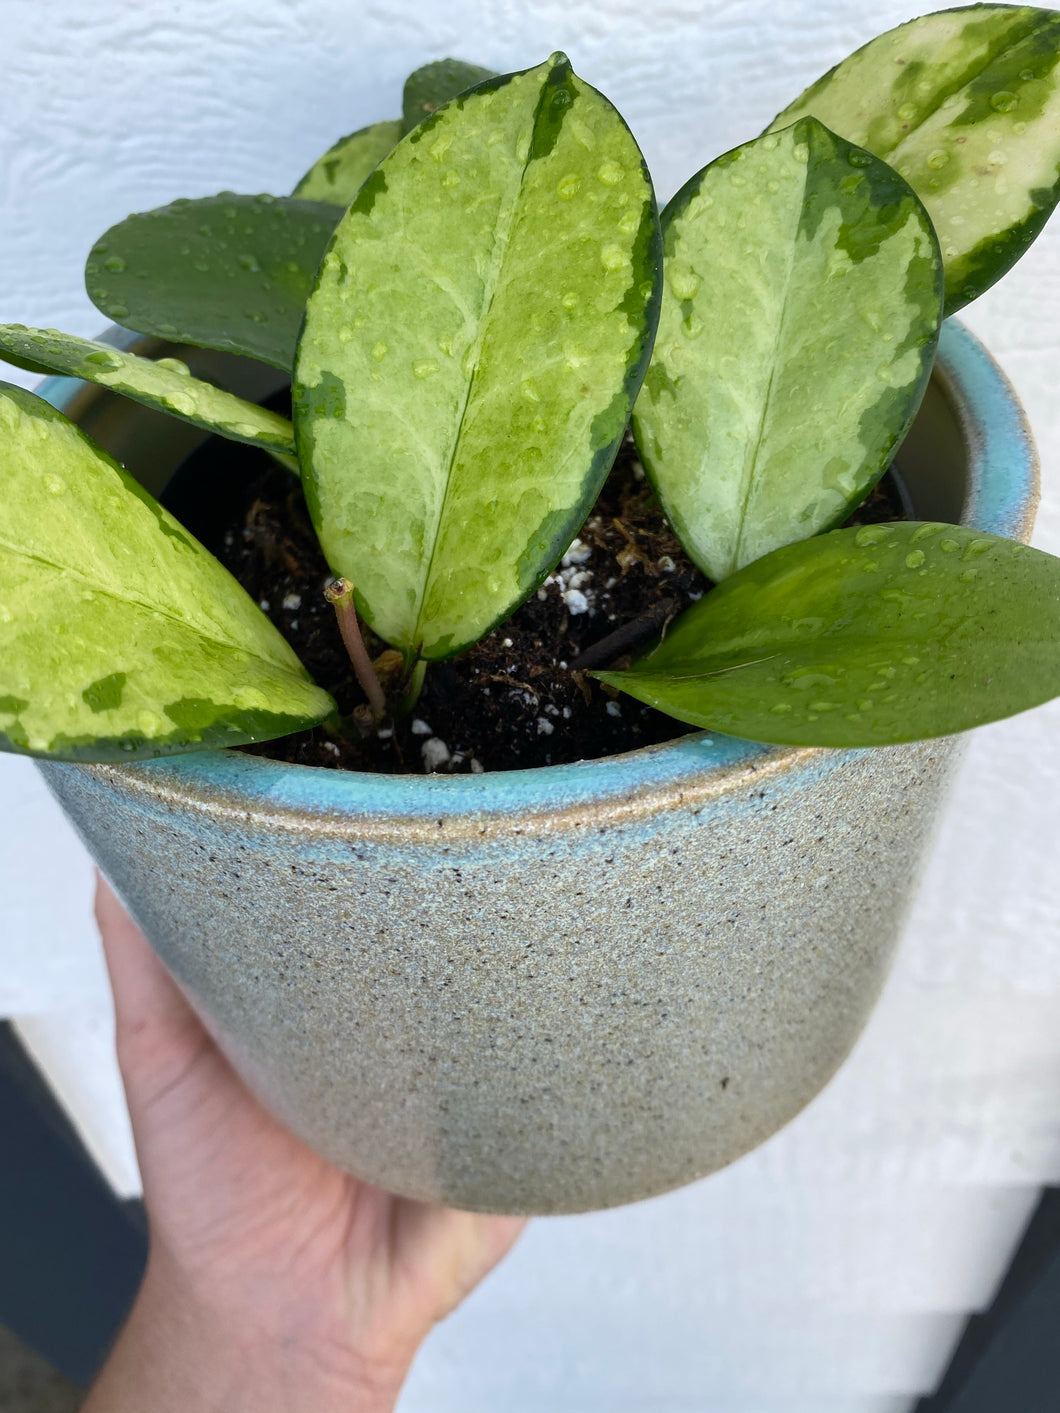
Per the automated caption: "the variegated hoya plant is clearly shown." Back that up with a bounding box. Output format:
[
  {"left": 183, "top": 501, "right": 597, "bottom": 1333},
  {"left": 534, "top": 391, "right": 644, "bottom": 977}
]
[{"left": 2, "top": 9, "right": 1060, "bottom": 763}]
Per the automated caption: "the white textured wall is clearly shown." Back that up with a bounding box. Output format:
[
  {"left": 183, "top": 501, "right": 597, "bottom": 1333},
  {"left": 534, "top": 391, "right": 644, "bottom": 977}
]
[{"left": 1, "top": 2, "right": 1059, "bottom": 1408}]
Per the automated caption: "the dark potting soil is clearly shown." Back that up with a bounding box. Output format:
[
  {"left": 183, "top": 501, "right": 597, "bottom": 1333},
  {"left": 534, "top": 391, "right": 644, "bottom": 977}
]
[{"left": 163, "top": 392, "right": 909, "bottom": 775}]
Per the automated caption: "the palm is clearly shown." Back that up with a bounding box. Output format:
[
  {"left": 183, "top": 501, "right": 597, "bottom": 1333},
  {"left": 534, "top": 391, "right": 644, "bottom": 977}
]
[{"left": 95, "top": 878, "right": 525, "bottom": 1389}]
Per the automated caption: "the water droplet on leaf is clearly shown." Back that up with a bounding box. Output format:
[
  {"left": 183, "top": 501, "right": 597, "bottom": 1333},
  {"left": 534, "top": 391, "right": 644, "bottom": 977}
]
[
  {"left": 668, "top": 268, "right": 701, "bottom": 301},
  {"left": 783, "top": 670, "right": 837, "bottom": 691},
  {"left": 962, "top": 537, "right": 994, "bottom": 560},
  {"left": 82, "top": 349, "right": 123, "bottom": 371},
  {"left": 854, "top": 525, "right": 892, "bottom": 547},
  {"left": 990, "top": 90, "right": 1018, "bottom": 112}
]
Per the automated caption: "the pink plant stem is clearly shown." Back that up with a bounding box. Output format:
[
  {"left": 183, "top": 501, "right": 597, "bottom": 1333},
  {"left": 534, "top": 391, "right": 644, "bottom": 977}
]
[{"left": 323, "top": 577, "right": 387, "bottom": 721}]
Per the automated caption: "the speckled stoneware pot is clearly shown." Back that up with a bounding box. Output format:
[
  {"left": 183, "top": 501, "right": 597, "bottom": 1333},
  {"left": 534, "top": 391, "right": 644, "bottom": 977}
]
[{"left": 38, "top": 319, "right": 1037, "bottom": 1214}]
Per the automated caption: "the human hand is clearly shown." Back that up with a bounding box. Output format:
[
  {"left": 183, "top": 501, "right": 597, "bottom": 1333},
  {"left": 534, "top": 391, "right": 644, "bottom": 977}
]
[{"left": 84, "top": 875, "right": 526, "bottom": 1413}]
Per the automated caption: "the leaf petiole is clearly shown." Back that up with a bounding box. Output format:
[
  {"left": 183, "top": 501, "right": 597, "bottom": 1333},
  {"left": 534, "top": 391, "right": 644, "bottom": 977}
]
[
  {"left": 323, "top": 577, "right": 387, "bottom": 721},
  {"left": 398, "top": 657, "right": 427, "bottom": 717}
]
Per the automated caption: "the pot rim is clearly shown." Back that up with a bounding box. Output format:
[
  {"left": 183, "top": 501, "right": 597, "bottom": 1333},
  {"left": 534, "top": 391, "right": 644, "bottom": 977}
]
[{"left": 38, "top": 317, "right": 1039, "bottom": 834}]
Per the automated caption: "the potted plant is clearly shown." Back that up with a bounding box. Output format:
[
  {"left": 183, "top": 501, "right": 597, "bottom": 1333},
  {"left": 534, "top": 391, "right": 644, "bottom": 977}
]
[{"left": 2, "top": 9, "right": 1058, "bottom": 1213}]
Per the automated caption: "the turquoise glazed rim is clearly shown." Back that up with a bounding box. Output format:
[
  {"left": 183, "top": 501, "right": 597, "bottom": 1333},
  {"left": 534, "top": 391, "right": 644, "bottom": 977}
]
[{"left": 39, "top": 318, "right": 1038, "bottom": 826}]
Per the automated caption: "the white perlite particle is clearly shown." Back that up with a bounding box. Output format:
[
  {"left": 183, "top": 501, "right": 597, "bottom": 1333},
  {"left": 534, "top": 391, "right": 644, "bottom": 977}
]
[
  {"left": 410, "top": 718, "right": 432, "bottom": 736},
  {"left": 564, "top": 569, "right": 592, "bottom": 590},
  {"left": 536, "top": 717, "right": 554, "bottom": 735},
  {"left": 470, "top": 758, "right": 485, "bottom": 774},
  {"left": 282, "top": 593, "right": 302, "bottom": 610},
  {"left": 421, "top": 737, "right": 451, "bottom": 771},
  {"left": 561, "top": 538, "right": 592, "bottom": 567},
  {"left": 562, "top": 588, "right": 589, "bottom": 615},
  {"left": 606, "top": 700, "right": 622, "bottom": 717}
]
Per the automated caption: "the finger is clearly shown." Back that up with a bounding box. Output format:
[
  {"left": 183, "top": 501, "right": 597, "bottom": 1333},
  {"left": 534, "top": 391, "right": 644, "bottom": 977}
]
[{"left": 430, "top": 1210, "right": 528, "bottom": 1305}]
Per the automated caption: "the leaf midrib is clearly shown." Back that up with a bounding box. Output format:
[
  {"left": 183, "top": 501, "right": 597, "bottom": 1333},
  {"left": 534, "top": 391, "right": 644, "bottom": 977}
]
[
  {"left": 410, "top": 72, "right": 560, "bottom": 651},
  {"left": 0, "top": 537, "right": 302, "bottom": 683},
  {"left": 729, "top": 146, "right": 806, "bottom": 574}
]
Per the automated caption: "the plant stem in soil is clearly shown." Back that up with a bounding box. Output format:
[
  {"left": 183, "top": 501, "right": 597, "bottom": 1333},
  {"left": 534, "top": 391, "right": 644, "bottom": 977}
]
[{"left": 323, "top": 577, "right": 387, "bottom": 721}]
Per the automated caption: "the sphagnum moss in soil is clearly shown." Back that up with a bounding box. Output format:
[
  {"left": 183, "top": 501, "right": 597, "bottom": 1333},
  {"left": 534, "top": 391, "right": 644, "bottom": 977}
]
[{"left": 163, "top": 397, "right": 908, "bottom": 775}]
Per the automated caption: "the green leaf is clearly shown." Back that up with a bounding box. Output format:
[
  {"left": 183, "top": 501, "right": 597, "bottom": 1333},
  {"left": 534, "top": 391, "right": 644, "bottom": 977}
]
[
  {"left": 402, "top": 58, "right": 496, "bottom": 133},
  {"left": 0, "top": 383, "right": 334, "bottom": 761},
  {"left": 85, "top": 194, "right": 344, "bottom": 371},
  {"left": 595, "top": 522, "right": 1060, "bottom": 747},
  {"left": 0, "top": 324, "right": 296, "bottom": 456},
  {"left": 633, "top": 118, "right": 942, "bottom": 583},
  {"left": 294, "top": 52, "right": 662, "bottom": 660},
  {"left": 293, "top": 119, "right": 403, "bottom": 204},
  {"left": 768, "top": 6, "right": 1060, "bottom": 313}
]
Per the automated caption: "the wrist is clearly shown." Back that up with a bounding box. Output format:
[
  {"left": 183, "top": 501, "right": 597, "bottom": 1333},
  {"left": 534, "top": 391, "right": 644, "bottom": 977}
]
[{"left": 83, "top": 1255, "right": 411, "bottom": 1413}]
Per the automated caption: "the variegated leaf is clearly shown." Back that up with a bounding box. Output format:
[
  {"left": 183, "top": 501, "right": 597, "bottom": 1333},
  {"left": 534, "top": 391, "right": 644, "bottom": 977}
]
[
  {"left": 85, "top": 194, "right": 343, "bottom": 370},
  {"left": 633, "top": 118, "right": 941, "bottom": 583},
  {"left": 769, "top": 6, "right": 1060, "bottom": 311},
  {"left": 402, "top": 59, "right": 496, "bottom": 133},
  {"left": 0, "top": 324, "right": 295, "bottom": 457},
  {"left": 595, "top": 522, "right": 1060, "bottom": 747},
  {"left": 293, "top": 119, "right": 403, "bottom": 205},
  {"left": 294, "top": 53, "right": 661, "bottom": 660},
  {"left": 0, "top": 383, "right": 333, "bottom": 761}
]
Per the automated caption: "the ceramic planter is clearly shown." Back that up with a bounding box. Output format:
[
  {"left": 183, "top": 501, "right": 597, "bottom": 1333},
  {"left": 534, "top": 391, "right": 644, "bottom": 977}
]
[{"left": 38, "top": 319, "right": 1037, "bottom": 1215}]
